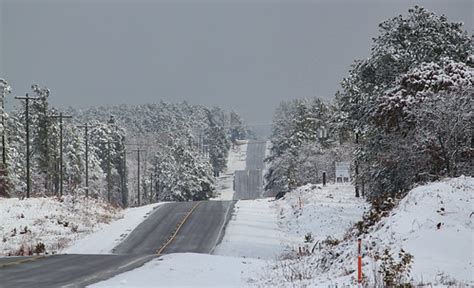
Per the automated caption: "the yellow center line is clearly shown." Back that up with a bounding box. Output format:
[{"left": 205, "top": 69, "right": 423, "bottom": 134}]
[
  {"left": 156, "top": 202, "right": 201, "bottom": 255},
  {"left": 0, "top": 255, "right": 45, "bottom": 269}
]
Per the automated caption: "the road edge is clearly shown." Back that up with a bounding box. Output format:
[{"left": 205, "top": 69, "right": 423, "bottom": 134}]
[{"left": 210, "top": 200, "right": 236, "bottom": 254}]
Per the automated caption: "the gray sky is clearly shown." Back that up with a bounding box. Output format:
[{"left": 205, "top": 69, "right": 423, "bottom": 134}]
[{"left": 1, "top": 0, "right": 472, "bottom": 124}]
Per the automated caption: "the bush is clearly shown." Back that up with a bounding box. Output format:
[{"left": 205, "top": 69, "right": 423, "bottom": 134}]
[{"left": 375, "top": 248, "right": 414, "bottom": 287}]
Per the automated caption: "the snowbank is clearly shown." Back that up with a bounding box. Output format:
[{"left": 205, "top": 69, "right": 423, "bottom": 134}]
[
  {"left": 214, "top": 199, "right": 286, "bottom": 260},
  {"left": 362, "top": 176, "right": 474, "bottom": 285},
  {"left": 262, "top": 177, "right": 474, "bottom": 287},
  {"left": 0, "top": 196, "right": 121, "bottom": 256},
  {"left": 65, "top": 203, "right": 162, "bottom": 254},
  {"left": 90, "top": 253, "right": 266, "bottom": 288}
]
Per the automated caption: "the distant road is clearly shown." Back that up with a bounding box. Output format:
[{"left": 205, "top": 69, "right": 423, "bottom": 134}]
[
  {"left": 233, "top": 140, "right": 266, "bottom": 200},
  {"left": 245, "top": 140, "right": 266, "bottom": 170},
  {"left": 0, "top": 201, "right": 234, "bottom": 287}
]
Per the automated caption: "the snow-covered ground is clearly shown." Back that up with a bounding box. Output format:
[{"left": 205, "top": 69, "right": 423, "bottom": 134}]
[
  {"left": 91, "top": 198, "right": 280, "bottom": 288},
  {"left": 65, "top": 203, "right": 162, "bottom": 254},
  {"left": 93, "top": 183, "right": 366, "bottom": 287},
  {"left": 213, "top": 199, "right": 286, "bottom": 260},
  {"left": 277, "top": 183, "right": 368, "bottom": 245},
  {"left": 262, "top": 177, "right": 474, "bottom": 287},
  {"left": 91, "top": 253, "right": 267, "bottom": 288},
  {"left": 360, "top": 176, "right": 474, "bottom": 286},
  {"left": 212, "top": 140, "right": 247, "bottom": 200},
  {"left": 0, "top": 195, "right": 121, "bottom": 256}
]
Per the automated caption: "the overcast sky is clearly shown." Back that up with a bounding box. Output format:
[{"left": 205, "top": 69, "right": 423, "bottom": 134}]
[{"left": 0, "top": 0, "right": 472, "bottom": 124}]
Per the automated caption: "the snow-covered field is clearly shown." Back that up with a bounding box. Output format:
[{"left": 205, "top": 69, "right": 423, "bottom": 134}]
[
  {"left": 65, "top": 203, "right": 162, "bottom": 254},
  {"left": 0, "top": 195, "right": 121, "bottom": 256},
  {"left": 212, "top": 140, "right": 247, "bottom": 200}
]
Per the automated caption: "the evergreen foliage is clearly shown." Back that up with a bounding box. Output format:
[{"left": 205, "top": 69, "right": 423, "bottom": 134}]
[
  {"left": 1, "top": 88, "right": 242, "bottom": 205},
  {"left": 335, "top": 6, "right": 473, "bottom": 198},
  {"left": 265, "top": 98, "right": 349, "bottom": 194}
]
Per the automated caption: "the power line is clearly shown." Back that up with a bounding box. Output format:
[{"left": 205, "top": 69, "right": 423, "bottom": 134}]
[
  {"left": 49, "top": 112, "right": 73, "bottom": 197},
  {"left": 131, "top": 147, "right": 146, "bottom": 206},
  {"left": 77, "top": 122, "right": 98, "bottom": 198},
  {"left": 14, "top": 93, "right": 42, "bottom": 198}
]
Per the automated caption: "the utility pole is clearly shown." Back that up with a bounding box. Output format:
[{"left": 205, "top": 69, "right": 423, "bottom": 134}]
[
  {"left": 77, "top": 123, "right": 103, "bottom": 198},
  {"left": 50, "top": 112, "right": 72, "bottom": 196},
  {"left": 15, "top": 94, "right": 42, "bottom": 198},
  {"left": 121, "top": 147, "right": 127, "bottom": 207},
  {"left": 107, "top": 141, "right": 112, "bottom": 202},
  {"left": 132, "top": 148, "right": 144, "bottom": 206}
]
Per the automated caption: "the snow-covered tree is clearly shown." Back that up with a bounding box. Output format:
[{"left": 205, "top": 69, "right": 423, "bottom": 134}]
[
  {"left": 205, "top": 108, "right": 231, "bottom": 177},
  {"left": 229, "top": 111, "right": 247, "bottom": 144},
  {"left": 335, "top": 6, "right": 473, "bottom": 198},
  {"left": 265, "top": 98, "right": 341, "bottom": 194},
  {"left": 5, "top": 111, "right": 25, "bottom": 197},
  {"left": 337, "top": 5, "right": 472, "bottom": 133},
  {"left": 0, "top": 79, "right": 11, "bottom": 196},
  {"left": 88, "top": 117, "right": 126, "bottom": 205}
]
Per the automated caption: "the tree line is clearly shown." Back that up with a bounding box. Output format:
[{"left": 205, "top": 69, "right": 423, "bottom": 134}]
[
  {"left": 266, "top": 6, "right": 473, "bottom": 199},
  {"left": 0, "top": 84, "right": 249, "bottom": 206}
]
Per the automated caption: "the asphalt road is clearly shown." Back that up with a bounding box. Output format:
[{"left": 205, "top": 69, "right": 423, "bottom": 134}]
[
  {"left": 114, "top": 201, "right": 234, "bottom": 255},
  {"left": 113, "top": 201, "right": 196, "bottom": 254},
  {"left": 0, "top": 201, "right": 234, "bottom": 287},
  {"left": 0, "top": 254, "right": 155, "bottom": 288},
  {"left": 233, "top": 140, "right": 266, "bottom": 200},
  {"left": 245, "top": 140, "right": 266, "bottom": 170},
  {"left": 161, "top": 201, "right": 233, "bottom": 254}
]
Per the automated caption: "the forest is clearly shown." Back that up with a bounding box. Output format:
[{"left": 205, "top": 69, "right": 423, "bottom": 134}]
[{"left": 0, "top": 85, "right": 249, "bottom": 206}]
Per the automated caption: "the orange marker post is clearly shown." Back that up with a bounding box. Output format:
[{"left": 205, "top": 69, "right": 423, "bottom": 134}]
[{"left": 357, "top": 238, "right": 362, "bottom": 284}]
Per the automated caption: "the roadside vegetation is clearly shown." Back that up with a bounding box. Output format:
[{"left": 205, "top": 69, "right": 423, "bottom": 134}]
[
  {"left": 264, "top": 6, "right": 473, "bottom": 287},
  {"left": 0, "top": 195, "right": 121, "bottom": 256}
]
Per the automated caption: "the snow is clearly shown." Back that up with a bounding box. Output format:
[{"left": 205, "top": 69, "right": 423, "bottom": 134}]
[
  {"left": 260, "top": 177, "right": 474, "bottom": 287},
  {"left": 277, "top": 183, "right": 368, "bottom": 245},
  {"left": 91, "top": 183, "right": 367, "bottom": 287},
  {"left": 0, "top": 195, "right": 121, "bottom": 256},
  {"left": 363, "top": 176, "right": 474, "bottom": 285},
  {"left": 90, "top": 253, "right": 266, "bottom": 288},
  {"left": 64, "top": 203, "right": 163, "bottom": 254},
  {"left": 213, "top": 199, "right": 286, "bottom": 260},
  {"left": 212, "top": 140, "right": 247, "bottom": 200}
]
